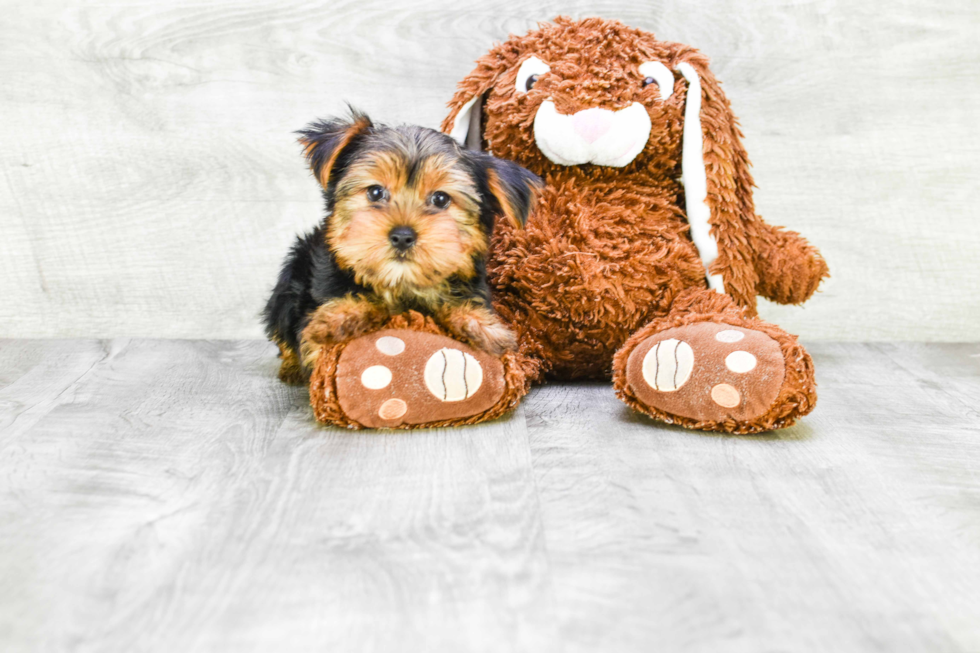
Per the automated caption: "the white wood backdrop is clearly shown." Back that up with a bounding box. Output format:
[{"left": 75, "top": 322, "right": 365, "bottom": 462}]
[{"left": 1, "top": 0, "right": 978, "bottom": 340}]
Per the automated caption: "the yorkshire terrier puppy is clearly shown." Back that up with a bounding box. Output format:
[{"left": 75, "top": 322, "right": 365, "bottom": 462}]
[{"left": 264, "top": 111, "right": 542, "bottom": 382}]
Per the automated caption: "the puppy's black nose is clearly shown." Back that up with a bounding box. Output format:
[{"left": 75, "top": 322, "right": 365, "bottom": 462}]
[{"left": 388, "top": 226, "right": 417, "bottom": 252}]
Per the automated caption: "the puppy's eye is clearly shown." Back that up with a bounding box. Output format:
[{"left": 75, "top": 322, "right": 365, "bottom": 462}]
[
  {"left": 515, "top": 56, "right": 550, "bottom": 94},
  {"left": 642, "top": 76, "right": 657, "bottom": 88},
  {"left": 366, "top": 185, "right": 387, "bottom": 202},
  {"left": 429, "top": 191, "right": 451, "bottom": 209}
]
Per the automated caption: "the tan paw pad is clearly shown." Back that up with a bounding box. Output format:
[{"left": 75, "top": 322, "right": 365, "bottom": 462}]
[
  {"left": 715, "top": 329, "right": 745, "bottom": 343},
  {"left": 626, "top": 322, "right": 785, "bottom": 423},
  {"left": 641, "top": 338, "right": 694, "bottom": 391},
  {"left": 335, "top": 329, "right": 506, "bottom": 428},
  {"left": 375, "top": 336, "right": 406, "bottom": 356},
  {"left": 361, "top": 365, "right": 392, "bottom": 389},
  {"left": 711, "top": 383, "right": 741, "bottom": 408},
  {"left": 378, "top": 398, "right": 407, "bottom": 420},
  {"left": 424, "top": 348, "right": 483, "bottom": 401},
  {"left": 724, "top": 351, "right": 757, "bottom": 373}
]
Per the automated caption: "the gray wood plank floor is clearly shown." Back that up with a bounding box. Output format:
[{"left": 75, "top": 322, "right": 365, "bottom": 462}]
[{"left": 1, "top": 340, "right": 978, "bottom": 653}]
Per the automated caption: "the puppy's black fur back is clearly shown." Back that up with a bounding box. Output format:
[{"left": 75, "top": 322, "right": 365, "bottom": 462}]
[{"left": 263, "top": 226, "right": 366, "bottom": 354}]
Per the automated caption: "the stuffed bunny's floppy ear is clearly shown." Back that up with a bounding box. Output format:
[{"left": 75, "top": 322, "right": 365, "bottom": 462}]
[
  {"left": 442, "top": 53, "right": 513, "bottom": 151},
  {"left": 676, "top": 62, "right": 723, "bottom": 294},
  {"left": 672, "top": 56, "right": 768, "bottom": 307},
  {"left": 448, "top": 95, "right": 484, "bottom": 151}
]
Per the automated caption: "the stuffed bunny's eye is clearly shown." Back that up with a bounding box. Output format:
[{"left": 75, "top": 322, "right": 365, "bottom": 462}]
[
  {"left": 638, "top": 61, "right": 675, "bottom": 100},
  {"left": 515, "top": 56, "right": 551, "bottom": 94}
]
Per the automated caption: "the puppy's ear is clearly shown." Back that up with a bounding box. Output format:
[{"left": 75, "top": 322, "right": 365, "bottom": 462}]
[
  {"left": 296, "top": 111, "right": 373, "bottom": 189},
  {"left": 480, "top": 155, "right": 542, "bottom": 229}
]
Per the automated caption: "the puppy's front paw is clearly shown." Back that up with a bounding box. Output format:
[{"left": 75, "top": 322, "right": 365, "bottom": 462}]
[
  {"left": 302, "top": 297, "right": 386, "bottom": 347},
  {"left": 460, "top": 318, "right": 517, "bottom": 356},
  {"left": 276, "top": 342, "right": 307, "bottom": 385},
  {"left": 440, "top": 304, "right": 517, "bottom": 356},
  {"left": 331, "top": 315, "right": 378, "bottom": 342},
  {"left": 299, "top": 296, "right": 387, "bottom": 370}
]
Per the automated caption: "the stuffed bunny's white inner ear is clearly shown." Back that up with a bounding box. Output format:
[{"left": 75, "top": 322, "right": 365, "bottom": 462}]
[
  {"left": 449, "top": 95, "right": 482, "bottom": 151},
  {"left": 677, "top": 62, "right": 724, "bottom": 294}
]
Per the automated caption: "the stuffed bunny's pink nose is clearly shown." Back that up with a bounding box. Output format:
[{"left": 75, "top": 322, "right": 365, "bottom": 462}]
[{"left": 572, "top": 108, "right": 613, "bottom": 143}]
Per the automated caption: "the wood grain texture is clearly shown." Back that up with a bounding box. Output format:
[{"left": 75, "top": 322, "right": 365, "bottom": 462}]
[
  {"left": 0, "top": 339, "right": 554, "bottom": 652},
  {"left": 524, "top": 343, "right": 980, "bottom": 652},
  {"left": 1, "top": 1, "right": 979, "bottom": 340},
  {"left": 1, "top": 339, "right": 979, "bottom": 652}
]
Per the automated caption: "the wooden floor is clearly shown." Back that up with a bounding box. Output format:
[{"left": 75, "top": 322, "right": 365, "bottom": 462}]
[{"left": 1, "top": 340, "right": 978, "bottom": 652}]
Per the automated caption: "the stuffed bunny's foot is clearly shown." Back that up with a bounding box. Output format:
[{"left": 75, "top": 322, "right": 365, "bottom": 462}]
[
  {"left": 613, "top": 290, "right": 817, "bottom": 434},
  {"left": 308, "top": 313, "right": 530, "bottom": 429}
]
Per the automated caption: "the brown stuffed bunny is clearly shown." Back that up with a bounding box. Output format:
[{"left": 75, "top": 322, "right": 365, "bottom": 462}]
[{"left": 303, "top": 16, "right": 827, "bottom": 434}]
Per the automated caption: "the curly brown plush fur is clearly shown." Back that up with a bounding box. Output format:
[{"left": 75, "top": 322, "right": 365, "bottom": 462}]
[
  {"left": 442, "top": 17, "right": 827, "bottom": 378},
  {"left": 308, "top": 311, "right": 531, "bottom": 429},
  {"left": 436, "top": 17, "right": 828, "bottom": 431}
]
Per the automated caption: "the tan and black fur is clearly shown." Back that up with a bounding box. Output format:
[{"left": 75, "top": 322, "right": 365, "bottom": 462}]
[{"left": 263, "top": 112, "right": 542, "bottom": 381}]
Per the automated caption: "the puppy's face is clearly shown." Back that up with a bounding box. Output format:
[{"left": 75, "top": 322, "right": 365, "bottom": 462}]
[
  {"left": 298, "top": 117, "right": 541, "bottom": 294},
  {"left": 329, "top": 135, "right": 485, "bottom": 290}
]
